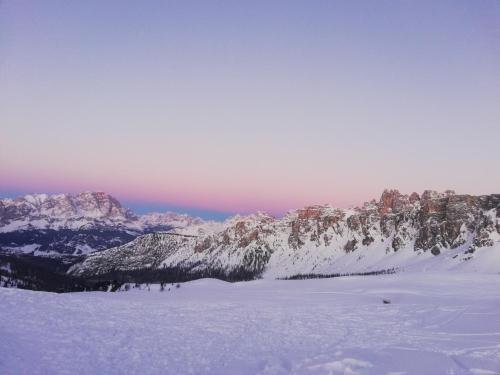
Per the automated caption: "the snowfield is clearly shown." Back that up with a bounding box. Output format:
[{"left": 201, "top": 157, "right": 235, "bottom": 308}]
[{"left": 1, "top": 273, "right": 500, "bottom": 374}]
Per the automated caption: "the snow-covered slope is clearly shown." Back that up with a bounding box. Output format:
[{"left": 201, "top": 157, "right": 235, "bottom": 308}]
[
  {"left": 0, "top": 192, "right": 204, "bottom": 256},
  {"left": 2, "top": 273, "right": 500, "bottom": 374},
  {"left": 71, "top": 190, "right": 500, "bottom": 278}
]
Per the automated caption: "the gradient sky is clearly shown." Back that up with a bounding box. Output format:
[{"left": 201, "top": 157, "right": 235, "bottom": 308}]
[{"left": 1, "top": 1, "right": 499, "bottom": 218}]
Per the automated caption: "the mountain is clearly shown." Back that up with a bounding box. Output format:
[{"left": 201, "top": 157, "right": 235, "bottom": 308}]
[
  {"left": 0, "top": 192, "right": 137, "bottom": 232},
  {"left": 139, "top": 212, "right": 204, "bottom": 232},
  {"left": 0, "top": 192, "right": 204, "bottom": 257},
  {"left": 70, "top": 190, "right": 500, "bottom": 280}
]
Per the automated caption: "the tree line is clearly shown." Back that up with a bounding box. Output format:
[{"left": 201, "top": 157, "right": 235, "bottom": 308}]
[{"left": 278, "top": 268, "right": 397, "bottom": 280}]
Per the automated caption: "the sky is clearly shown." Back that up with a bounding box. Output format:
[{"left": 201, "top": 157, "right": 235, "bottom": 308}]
[{"left": 1, "top": 1, "right": 499, "bottom": 219}]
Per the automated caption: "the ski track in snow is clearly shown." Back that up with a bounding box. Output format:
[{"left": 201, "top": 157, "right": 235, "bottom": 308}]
[{"left": 1, "top": 273, "right": 500, "bottom": 375}]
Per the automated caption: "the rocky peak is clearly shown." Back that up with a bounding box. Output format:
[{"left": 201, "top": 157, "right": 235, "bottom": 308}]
[
  {"left": 224, "top": 212, "right": 275, "bottom": 228},
  {"left": 72, "top": 192, "right": 134, "bottom": 219},
  {"left": 140, "top": 212, "right": 204, "bottom": 229},
  {"left": 377, "top": 189, "right": 414, "bottom": 215},
  {"left": 225, "top": 212, "right": 275, "bottom": 238},
  {"left": 297, "top": 206, "right": 330, "bottom": 220},
  {"left": 421, "top": 190, "right": 455, "bottom": 202},
  {"left": 284, "top": 205, "right": 337, "bottom": 221},
  {"left": 409, "top": 192, "right": 420, "bottom": 204}
]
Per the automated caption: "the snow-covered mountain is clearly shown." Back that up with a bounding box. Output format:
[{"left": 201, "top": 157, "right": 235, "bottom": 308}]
[
  {"left": 70, "top": 190, "right": 500, "bottom": 278},
  {"left": 0, "top": 192, "right": 138, "bottom": 233},
  {"left": 0, "top": 192, "right": 204, "bottom": 256},
  {"left": 139, "top": 212, "right": 204, "bottom": 232}
]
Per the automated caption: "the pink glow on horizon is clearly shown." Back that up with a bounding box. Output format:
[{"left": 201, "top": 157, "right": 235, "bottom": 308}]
[
  {"left": 1, "top": 166, "right": 363, "bottom": 214},
  {"left": 2, "top": 161, "right": 497, "bottom": 215}
]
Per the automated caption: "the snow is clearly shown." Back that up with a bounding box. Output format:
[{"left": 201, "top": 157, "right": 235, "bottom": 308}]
[
  {"left": 173, "top": 220, "right": 226, "bottom": 236},
  {"left": 1, "top": 273, "right": 500, "bottom": 374},
  {"left": 73, "top": 244, "right": 95, "bottom": 255},
  {"left": 0, "top": 263, "right": 11, "bottom": 272},
  {"left": 23, "top": 193, "right": 48, "bottom": 205},
  {"left": 0, "top": 219, "right": 31, "bottom": 233},
  {"left": 263, "top": 240, "right": 500, "bottom": 279},
  {"left": 3, "top": 243, "right": 41, "bottom": 254}
]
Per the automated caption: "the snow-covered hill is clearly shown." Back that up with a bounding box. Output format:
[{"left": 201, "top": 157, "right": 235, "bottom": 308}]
[
  {"left": 71, "top": 190, "right": 500, "bottom": 278},
  {"left": 2, "top": 273, "right": 500, "bottom": 374},
  {"left": 0, "top": 192, "right": 204, "bottom": 256}
]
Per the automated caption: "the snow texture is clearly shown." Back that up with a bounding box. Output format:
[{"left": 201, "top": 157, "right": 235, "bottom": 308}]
[{"left": 1, "top": 272, "right": 500, "bottom": 374}]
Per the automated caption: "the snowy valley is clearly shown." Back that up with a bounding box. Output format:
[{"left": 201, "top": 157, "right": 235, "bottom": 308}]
[{"left": 1, "top": 273, "right": 500, "bottom": 374}]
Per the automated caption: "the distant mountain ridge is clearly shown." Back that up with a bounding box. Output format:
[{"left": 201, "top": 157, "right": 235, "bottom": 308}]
[
  {"left": 0, "top": 192, "right": 137, "bottom": 233},
  {"left": 70, "top": 189, "right": 500, "bottom": 279},
  {"left": 0, "top": 192, "right": 204, "bottom": 256}
]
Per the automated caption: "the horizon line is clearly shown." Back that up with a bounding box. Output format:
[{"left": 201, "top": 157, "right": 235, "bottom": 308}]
[{"left": 1, "top": 187, "right": 498, "bottom": 221}]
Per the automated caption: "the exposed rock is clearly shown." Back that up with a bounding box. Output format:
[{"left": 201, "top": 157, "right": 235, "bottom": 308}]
[
  {"left": 344, "top": 239, "right": 358, "bottom": 252},
  {"left": 362, "top": 236, "right": 375, "bottom": 246},
  {"left": 409, "top": 192, "right": 420, "bottom": 204},
  {"left": 431, "top": 246, "right": 441, "bottom": 256}
]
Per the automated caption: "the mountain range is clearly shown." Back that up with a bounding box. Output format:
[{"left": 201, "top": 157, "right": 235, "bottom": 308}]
[
  {"left": 69, "top": 189, "right": 500, "bottom": 280},
  {"left": 1, "top": 189, "right": 499, "bottom": 291},
  {"left": 0, "top": 192, "right": 203, "bottom": 257}
]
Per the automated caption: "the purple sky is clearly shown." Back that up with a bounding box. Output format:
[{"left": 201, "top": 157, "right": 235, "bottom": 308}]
[{"left": 1, "top": 1, "right": 499, "bottom": 218}]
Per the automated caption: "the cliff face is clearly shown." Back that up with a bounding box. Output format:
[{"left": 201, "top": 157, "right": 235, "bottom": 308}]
[{"left": 70, "top": 190, "right": 500, "bottom": 278}]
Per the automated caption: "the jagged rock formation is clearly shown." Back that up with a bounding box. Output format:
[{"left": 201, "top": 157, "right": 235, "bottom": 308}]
[
  {"left": 70, "top": 190, "right": 500, "bottom": 279},
  {"left": 0, "top": 192, "right": 203, "bottom": 257}
]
